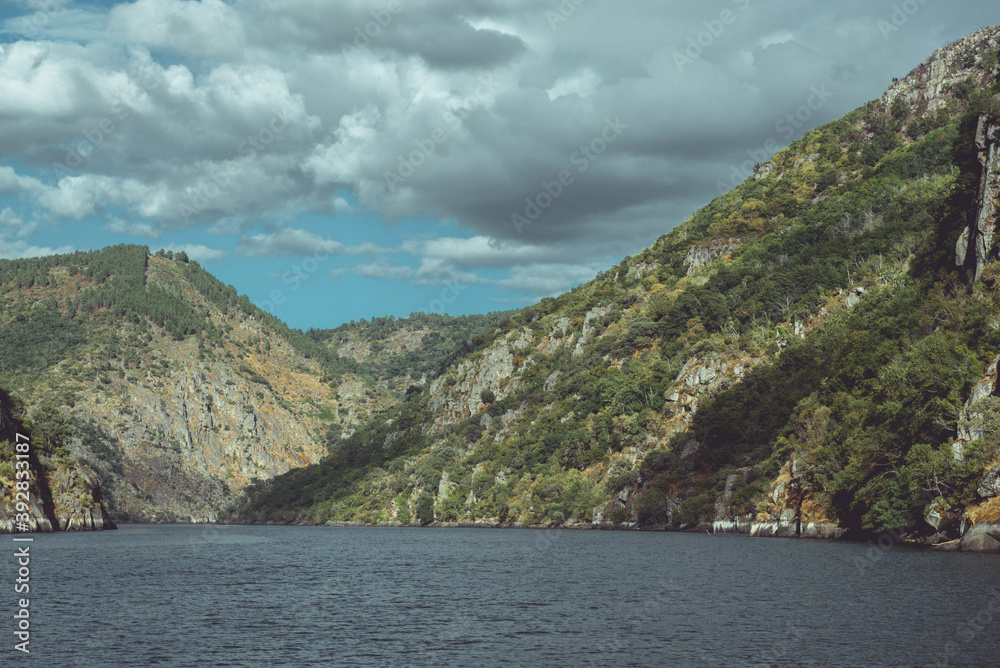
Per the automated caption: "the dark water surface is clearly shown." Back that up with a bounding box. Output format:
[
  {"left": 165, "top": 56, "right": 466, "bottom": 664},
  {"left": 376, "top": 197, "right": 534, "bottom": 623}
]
[{"left": 6, "top": 525, "right": 1000, "bottom": 666}]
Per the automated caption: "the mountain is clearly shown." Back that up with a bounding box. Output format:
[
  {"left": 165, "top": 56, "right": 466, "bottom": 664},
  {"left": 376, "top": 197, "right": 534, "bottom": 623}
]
[
  {"left": 0, "top": 246, "right": 511, "bottom": 526},
  {"left": 306, "top": 310, "right": 514, "bottom": 425},
  {"left": 231, "top": 26, "right": 1000, "bottom": 553}
]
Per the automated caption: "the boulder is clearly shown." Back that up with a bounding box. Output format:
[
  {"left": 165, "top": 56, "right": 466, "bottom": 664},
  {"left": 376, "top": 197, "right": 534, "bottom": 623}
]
[{"left": 960, "top": 522, "right": 1000, "bottom": 554}]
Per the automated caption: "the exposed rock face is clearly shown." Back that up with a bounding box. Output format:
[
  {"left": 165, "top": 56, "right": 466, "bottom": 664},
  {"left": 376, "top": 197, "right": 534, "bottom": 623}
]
[
  {"left": 950, "top": 355, "right": 999, "bottom": 462},
  {"left": 60, "top": 507, "right": 116, "bottom": 531},
  {"left": 428, "top": 337, "right": 517, "bottom": 430},
  {"left": 427, "top": 312, "right": 611, "bottom": 430},
  {"left": 751, "top": 455, "right": 843, "bottom": 540},
  {"left": 71, "top": 355, "right": 328, "bottom": 522},
  {"left": 662, "top": 353, "right": 760, "bottom": 438},
  {"left": 628, "top": 261, "right": 660, "bottom": 279},
  {"left": 712, "top": 471, "right": 749, "bottom": 530},
  {"left": 1, "top": 254, "right": 344, "bottom": 524},
  {"left": 978, "top": 466, "right": 1000, "bottom": 499},
  {"left": 925, "top": 497, "right": 961, "bottom": 536},
  {"left": 958, "top": 97, "right": 1000, "bottom": 280},
  {"left": 845, "top": 286, "right": 867, "bottom": 309},
  {"left": 683, "top": 238, "right": 741, "bottom": 275},
  {"left": 0, "top": 396, "right": 116, "bottom": 533},
  {"left": 572, "top": 306, "right": 610, "bottom": 356},
  {"left": 336, "top": 327, "right": 427, "bottom": 364},
  {"left": 0, "top": 496, "right": 55, "bottom": 533},
  {"left": 883, "top": 26, "right": 1000, "bottom": 114}
]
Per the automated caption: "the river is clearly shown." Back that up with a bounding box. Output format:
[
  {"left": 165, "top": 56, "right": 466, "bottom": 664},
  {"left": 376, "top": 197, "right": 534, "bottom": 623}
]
[{"left": 7, "top": 525, "right": 999, "bottom": 666}]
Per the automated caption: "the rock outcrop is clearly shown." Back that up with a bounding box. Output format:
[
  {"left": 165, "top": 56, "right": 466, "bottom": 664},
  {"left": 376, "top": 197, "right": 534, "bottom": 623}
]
[
  {"left": 69, "top": 353, "right": 329, "bottom": 523},
  {"left": 883, "top": 26, "right": 999, "bottom": 114},
  {"left": 0, "top": 390, "right": 116, "bottom": 533},
  {"left": 428, "top": 336, "right": 518, "bottom": 430},
  {"left": 950, "top": 354, "right": 999, "bottom": 462},
  {"left": 683, "top": 238, "right": 741, "bottom": 275},
  {"left": 978, "top": 465, "right": 1000, "bottom": 499},
  {"left": 662, "top": 353, "right": 759, "bottom": 439},
  {"left": 751, "top": 455, "right": 843, "bottom": 540},
  {"left": 0, "top": 252, "right": 340, "bottom": 523},
  {"left": 957, "top": 95, "right": 1000, "bottom": 280}
]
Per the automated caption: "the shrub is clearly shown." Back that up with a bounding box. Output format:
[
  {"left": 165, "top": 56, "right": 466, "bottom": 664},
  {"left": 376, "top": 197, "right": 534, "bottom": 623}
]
[
  {"left": 606, "top": 470, "right": 639, "bottom": 493},
  {"left": 636, "top": 490, "right": 668, "bottom": 525},
  {"left": 642, "top": 449, "right": 678, "bottom": 474},
  {"left": 415, "top": 491, "right": 435, "bottom": 525},
  {"left": 673, "top": 493, "right": 716, "bottom": 524},
  {"left": 395, "top": 493, "right": 412, "bottom": 524}
]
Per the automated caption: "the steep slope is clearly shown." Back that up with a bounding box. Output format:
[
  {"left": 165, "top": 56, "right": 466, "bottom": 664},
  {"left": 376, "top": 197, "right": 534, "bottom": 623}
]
[
  {"left": 305, "top": 311, "right": 514, "bottom": 429},
  {"left": 0, "top": 386, "right": 115, "bottom": 532},
  {"left": 234, "top": 26, "right": 1000, "bottom": 553},
  {"left": 0, "top": 246, "right": 372, "bottom": 521}
]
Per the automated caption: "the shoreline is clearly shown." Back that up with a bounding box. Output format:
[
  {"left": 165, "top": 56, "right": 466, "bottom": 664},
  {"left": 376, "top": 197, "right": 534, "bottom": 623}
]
[
  {"left": 128, "top": 517, "right": 1000, "bottom": 554},
  {"left": 15, "top": 518, "right": 999, "bottom": 555}
]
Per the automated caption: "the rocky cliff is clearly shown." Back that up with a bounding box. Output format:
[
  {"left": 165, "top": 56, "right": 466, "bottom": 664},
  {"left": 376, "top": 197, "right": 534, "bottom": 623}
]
[
  {"left": 0, "top": 388, "right": 115, "bottom": 533},
  {"left": 0, "top": 249, "right": 345, "bottom": 522},
  {"left": 883, "top": 26, "right": 1000, "bottom": 114},
  {"left": 234, "top": 25, "right": 1000, "bottom": 555}
]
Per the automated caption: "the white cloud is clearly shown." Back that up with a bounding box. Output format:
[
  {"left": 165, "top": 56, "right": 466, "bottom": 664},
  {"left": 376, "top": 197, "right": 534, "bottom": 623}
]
[
  {"left": 494, "top": 263, "right": 603, "bottom": 295},
  {"left": 13, "top": 0, "right": 72, "bottom": 8},
  {"left": 0, "top": 240, "right": 75, "bottom": 260},
  {"left": 108, "top": 0, "right": 245, "bottom": 59},
  {"left": 0, "top": 0, "right": 994, "bottom": 307},
  {"left": 237, "top": 228, "right": 388, "bottom": 257},
  {"left": 0, "top": 167, "right": 45, "bottom": 195},
  {"left": 323, "top": 233, "right": 598, "bottom": 296},
  {"left": 302, "top": 106, "right": 382, "bottom": 186},
  {"left": 352, "top": 259, "right": 414, "bottom": 280},
  {"left": 0, "top": 208, "right": 40, "bottom": 239},
  {"left": 547, "top": 69, "right": 602, "bottom": 100},
  {"left": 108, "top": 216, "right": 160, "bottom": 239},
  {"left": 401, "top": 235, "right": 558, "bottom": 268}
]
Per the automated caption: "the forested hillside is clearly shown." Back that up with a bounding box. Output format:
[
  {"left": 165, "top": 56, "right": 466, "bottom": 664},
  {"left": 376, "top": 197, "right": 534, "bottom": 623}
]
[
  {"left": 0, "top": 245, "right": 352, "bottom": 520},
  {"left": 308, "top": 311, "right": 515, "bottom": 393},
  {"left": 0, "top": 245, "right": 519, "bottom": 523},
  {"left": 232, "top": 27, "right": 1000, "bottom": 552}
]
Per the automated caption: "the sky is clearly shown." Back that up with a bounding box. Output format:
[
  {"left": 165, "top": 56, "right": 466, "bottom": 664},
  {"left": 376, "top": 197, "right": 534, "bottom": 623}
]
[{"left": 0, "top": 0, "right": 996, "bottom": 330}]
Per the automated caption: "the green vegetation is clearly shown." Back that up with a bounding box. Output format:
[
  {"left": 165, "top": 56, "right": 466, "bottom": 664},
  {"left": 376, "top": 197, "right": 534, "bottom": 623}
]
[
  {"left": 5, "top": 38, "right": 1000, "bottom": 538},
  {"left": 230, "top": 65, "right": 1000, "bottom": 537},
  {"left": 0, "top": 385, "right": 103, "bottom": 522},
  {"left": 307, "top": 310, "right": 515, "bottom": 388},
  {"left": 0, "top": 244, "right": 361, "bottom": 390},
  {"left": 0, "top": 299, "right": 84, "bottom": 375}
]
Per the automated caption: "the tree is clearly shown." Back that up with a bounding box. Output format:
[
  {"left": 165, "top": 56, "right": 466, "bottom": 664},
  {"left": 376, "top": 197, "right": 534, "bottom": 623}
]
[
  {"left": 480, "top": 389, "right": 496, "bottom": 405},
  {"left": 175, "top": 251, "right": 190, "bottom": 263},
  {"left": 415, "top": 491, "right": 435, "bottom": 525},
  {"left": 28, "top": 400, "right": 72, "bottom": 455}
]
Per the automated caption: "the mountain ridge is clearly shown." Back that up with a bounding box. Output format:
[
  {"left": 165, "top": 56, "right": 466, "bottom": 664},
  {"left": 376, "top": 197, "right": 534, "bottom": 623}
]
[
  {"left": 3, "top": 26, "right": 1000, "bottom": 555},
  {"left": 229, "top": 25, "right": 1000, "bottom": 554},
  {"left": 0, "top": 247, "right": 504, "bottom": 524}
]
